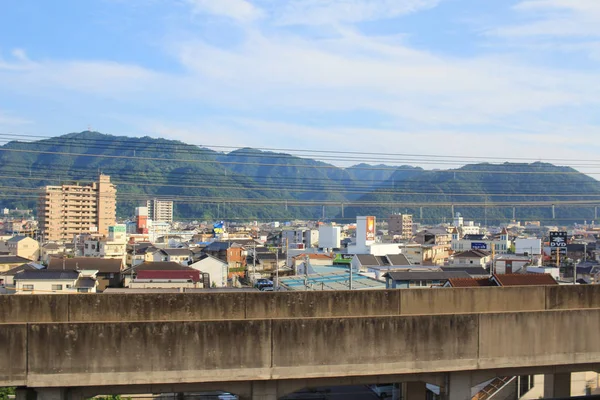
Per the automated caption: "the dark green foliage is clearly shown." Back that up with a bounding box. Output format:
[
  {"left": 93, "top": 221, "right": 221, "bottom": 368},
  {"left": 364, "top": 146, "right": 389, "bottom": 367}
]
[{"left": 1, "top": 132, "right": 598, "bottom": 223}]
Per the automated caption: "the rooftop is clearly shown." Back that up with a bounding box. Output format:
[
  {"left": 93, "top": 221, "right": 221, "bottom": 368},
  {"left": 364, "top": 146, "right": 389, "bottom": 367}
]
[
  {"left": 492, "top": 273, "right": 558, "bottom": 286},
  {"left": 48, "top": 257, "right": 122, "bottom": 273},
  {"left": 280, "top": 270, "right": 385, "bottom": 291},
  {"left": 14, "top": 270, "right": 80, "bottom": 281}
]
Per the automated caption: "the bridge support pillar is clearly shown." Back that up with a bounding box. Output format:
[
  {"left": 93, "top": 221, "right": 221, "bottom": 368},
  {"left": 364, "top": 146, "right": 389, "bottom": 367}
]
[
  {"left": 544, "top": 372, "right": 571, "bottom": 398},
  {"left": 403, "top": 381, "right": 427, "bottom": 400},
  {"left": 240, "top": 381, "right": 277, "bottom": 400},
  {"left": 444, "top": 372, "right": 471, "bottom": 400}
]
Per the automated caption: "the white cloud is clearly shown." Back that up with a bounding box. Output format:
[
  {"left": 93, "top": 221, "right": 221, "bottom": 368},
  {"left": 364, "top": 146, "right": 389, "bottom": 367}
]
[
  {"left": 493, "top": 0, "right": 600, "bottom": 37},
  {"left": 275, "top": 0, "right": 441, "bottom": 25},
  {"left": 185, "top": 0, "right": 264, "bottom": 22}
]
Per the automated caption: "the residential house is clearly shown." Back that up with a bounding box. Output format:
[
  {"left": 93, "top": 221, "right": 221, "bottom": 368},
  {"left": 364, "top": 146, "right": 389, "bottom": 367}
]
[
  {"left": 6, "top": 236, "right": 39, "bottom": 262},
  {"left": 203, "top": 241, "right": 248, "bottom": 270},
  {"left": 189, "top": 254, "right": 228, "bottom": 287},
  {"left": 451, "top": 228, "right": 511, "bottom": 254},
  {"left": 449, "top": 250, "right": 491, "bottom": 268},
  {"left": 0, "top": 255, "right": 34, "bottom": 272},
  {"left": 48, "top": 257, "right": 123, "bottom": 291},
  {"left": 383, "top": 271, "right": 471, "bottom": 289},
  {"left": 124, "top": 261, "right": 203, "bottom": 288},
  {"left": 13, "top": 269, "right": 98, "bottom": 294},
  {"left": 0, "top": 263, "right": 42, "bottom": 293},
  {"left": 131, "top": 269, "right": 202, "bottom": 289},
  {"left": 126, "top": 242, "right": 160, "bottom": 267},
  {"left": 413, "top": 228, "right": 452, "bottom": 246},
  {"left": 152, "top": 248, "right": 192, "bottom": 265},
  {"left": 40, "top": 243, "right": 69, "bottom": 265},
  {"left": 252, "top": 249, "right": 286, "bottom": 272},
  {"left": 494, "top": 255, "right": 533, "bottom": 274}
]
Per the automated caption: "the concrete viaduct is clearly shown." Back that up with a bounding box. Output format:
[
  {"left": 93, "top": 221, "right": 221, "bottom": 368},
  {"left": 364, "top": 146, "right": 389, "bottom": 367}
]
[{"left": 2, "top": 285, "right": 600, "bottom": 400}]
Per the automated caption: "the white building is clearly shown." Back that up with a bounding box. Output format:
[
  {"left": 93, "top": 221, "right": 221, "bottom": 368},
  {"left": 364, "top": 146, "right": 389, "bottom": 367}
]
[
  {"left": 13, "top": 269, "right": 98, "bottom": 294},
  {"left": 146, "top": 199, "right": 174, "bottom": 223},
  {"left": 515, "top": 238, "right": 542, "bottom": 255},
  {"left": 318, "top": 225, "right": 341, "bottom": 250},
  {"left": 82, "top": 224, "right": 127, "bottom": 261},
  {"left": 347, "top": 216, "right": 376, "bottom": 254},
  {"left": 189, "top": 255, "right": 228, "bottom": 287},
  {"left": 282, "top": 229, "right": 318, "bottom": 249},
  {"left": 451, "top": 228, "right": 511, "bottom": 254}
]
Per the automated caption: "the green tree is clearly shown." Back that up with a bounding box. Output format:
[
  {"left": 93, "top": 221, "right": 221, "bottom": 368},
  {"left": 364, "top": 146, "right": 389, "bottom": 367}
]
[{"left": 0, "top": 387, "right": 15, "bottom": 400}]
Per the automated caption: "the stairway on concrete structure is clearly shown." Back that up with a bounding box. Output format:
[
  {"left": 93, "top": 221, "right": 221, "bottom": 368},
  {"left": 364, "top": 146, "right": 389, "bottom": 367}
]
[{"left": 472, "top": 377, "right": 515, "bottom": 400}]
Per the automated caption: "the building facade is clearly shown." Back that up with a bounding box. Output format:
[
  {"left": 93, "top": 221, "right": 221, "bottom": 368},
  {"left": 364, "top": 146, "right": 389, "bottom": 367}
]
[
  {"left": 146, "top": 199, "right": 174, "bottom": 223},
  {"left": 38, "top": 175, "right": 117, "bottom": 241},
  {"left": 388, "top": 214, "right": 413, "bottom": 240}
]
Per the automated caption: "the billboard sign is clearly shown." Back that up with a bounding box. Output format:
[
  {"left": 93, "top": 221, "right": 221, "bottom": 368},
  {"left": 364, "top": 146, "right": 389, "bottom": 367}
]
[
  {"left": 366, "top": 216, "right": 376, "bottom": 241},
  {"left": 549, "top": 231, "right": 568, "bottom": 248},
  {"left": 471, "top": 242, "right": 488, "bottom": 250},
  {"left": 551, "top": 247, "right": 567, "bottom": 256}
]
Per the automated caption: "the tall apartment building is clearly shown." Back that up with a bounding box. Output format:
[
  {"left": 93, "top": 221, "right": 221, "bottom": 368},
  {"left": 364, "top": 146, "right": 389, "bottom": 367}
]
[
  {"left": 38, "top": 175, "right": 117, "bottom": 241},
  {"left": 146, "top": 199, "right": 173, "bottom": 223},
  {"left": 388, "top": 214, "right": 413, "bottom": 240}
]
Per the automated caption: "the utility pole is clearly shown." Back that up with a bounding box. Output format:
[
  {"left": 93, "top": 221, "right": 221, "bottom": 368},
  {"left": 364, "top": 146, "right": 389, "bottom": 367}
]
[
  {"left": 275, "top": 250, "right": 279, "bottom": 291},
  {"left": 253, "top": 241, "right": 256, "bottom": 282},
  {"left": 349, "top": 262, "right": 353, "bottom": 290},
  {"left": 304, "top": 253, "right": 310, "bottom": 291}
]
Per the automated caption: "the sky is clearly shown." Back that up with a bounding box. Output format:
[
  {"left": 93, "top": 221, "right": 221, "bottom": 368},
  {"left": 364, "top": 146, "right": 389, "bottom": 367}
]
[{"left": 2, "top": 0, "right": 600, "bottom": 168}]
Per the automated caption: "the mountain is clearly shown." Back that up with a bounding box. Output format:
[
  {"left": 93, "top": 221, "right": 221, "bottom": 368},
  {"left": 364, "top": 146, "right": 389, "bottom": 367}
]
[
  {"left": 344, "top": 162, "right": 600, "bottom": 223},
  {"left": 0, "top": 131, "right": 598, "bottom": 224},
  {"left": 0, "top": 132, "right": 405, "bottom": 220}
]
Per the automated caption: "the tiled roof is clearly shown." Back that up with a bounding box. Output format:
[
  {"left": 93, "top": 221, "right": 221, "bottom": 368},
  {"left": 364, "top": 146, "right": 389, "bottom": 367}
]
[
  {"left": 293, "top": 254, "right": 334, "bottom": 260},
  {"left": 447, "top": 277, "right": 496, "bottom": 287},
  {"left": 134, "top": 261, "right": 193, "bottom": 271},
  {"left": 441, "top": 266, "right": 489, "bottom": 276},
  {"left": 492, "top": 273, "right": 558, "bottom": 286},
  {"left": 1, "top": 263, "right": 40, "bottom": 276},
  {"left": 355, "top": 254, "right": 379, "bottom": 266},
  {"left": 14, "top": 270, "right": 79, "bottom": 281},
  {"left": 386, "top": 254, "right": 412, "bottom": 266},
  {"left": 6, "top": 235, "right": 30, "bottom": 243},
  {"left": 160, "top": 248, "right": 191, "bottom": 256},
  {"left": 453, "top": 250, "right": 491, "bottom": 258},
  {"left": 384, "top": 271, "right": 471, "bottom": 281},
  {"left": 48, "top": 257, "right": 123, "bottom": 273},
  {"left": 137, "top": 270, "right": 201, "bottom": 282},
  {"left": 0, "top": 255, "right": 32, "bottom": 264}
]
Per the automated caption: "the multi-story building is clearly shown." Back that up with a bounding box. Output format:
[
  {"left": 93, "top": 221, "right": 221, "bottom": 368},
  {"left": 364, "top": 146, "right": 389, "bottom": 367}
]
[
  {"left": 388, "top": 214, "right": 413, "bottom": 240},
  {"left": 146, "top": 199, "right": 173, "bottom": 223},
  {"left": 38, "top": 175, "right": 117, "bottom": 242}
]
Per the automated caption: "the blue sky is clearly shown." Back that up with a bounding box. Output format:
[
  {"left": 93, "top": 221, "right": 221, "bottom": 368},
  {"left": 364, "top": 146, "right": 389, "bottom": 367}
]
[{"left": 2, "top": 0, "right": 600, "bottom": 167}]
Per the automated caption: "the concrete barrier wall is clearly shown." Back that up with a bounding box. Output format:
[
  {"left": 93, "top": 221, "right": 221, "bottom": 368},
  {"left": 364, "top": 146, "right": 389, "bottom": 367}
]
[
  {"left": 7, "top": 309, "right": 600, "bottom": 388},
  {"left": 26, "top": 320, "right": 272, "bottom": 387},
  {"left": 3, "top": 285, "right": 600, "bottom": 324},
  {"left": 271, "top": 314, "right": 479, "bottom": 374},
  {"left": 0, "top": 324, "right": 27, "bottom": 386},
  {"left": 545, "top": 285, "right": 600, "bottom": 310},
  {"left": 400, "top": 286, "right": 546, "bottom": 315},
  {"left": 478, "top": 309, "right": 600, "bottom": 370},
  {"left": 0, "top": 295, "right": 69, "bottom": 323},
  {"left": 69, "top": 293, "right": 246, "bottom": 322},
  {"left": 245, "top": 290, "right": 401, "bottom": 319}
]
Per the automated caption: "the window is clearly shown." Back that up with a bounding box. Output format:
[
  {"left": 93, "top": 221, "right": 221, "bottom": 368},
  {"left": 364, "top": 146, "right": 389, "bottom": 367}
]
[
  {"left": 23, "top": 284, "right": 34, "bottom": 291},
  {"left": 66, "top": 284, "right": 72, "bottom": 288},
  {"left": 51, "top": 284, "right": 63, "bottom": 291}
]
